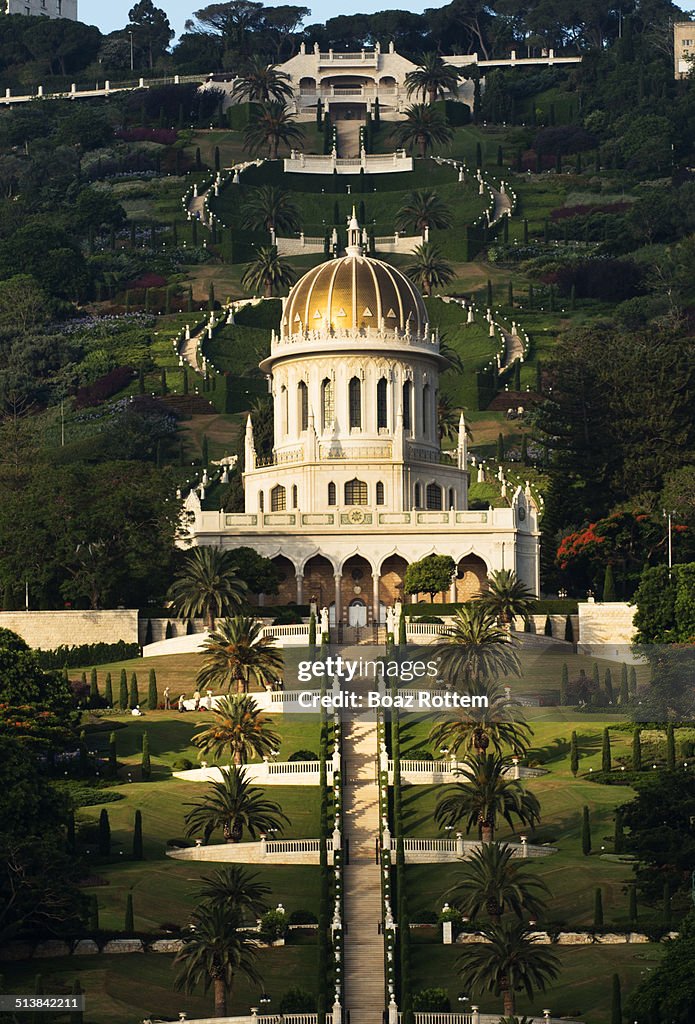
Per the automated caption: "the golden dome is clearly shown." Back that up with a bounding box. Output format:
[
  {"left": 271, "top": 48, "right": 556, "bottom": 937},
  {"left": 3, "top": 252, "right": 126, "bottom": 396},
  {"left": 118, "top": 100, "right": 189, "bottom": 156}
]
[{"left": 282, "top": 253, "right": 427, "bottom": 339}]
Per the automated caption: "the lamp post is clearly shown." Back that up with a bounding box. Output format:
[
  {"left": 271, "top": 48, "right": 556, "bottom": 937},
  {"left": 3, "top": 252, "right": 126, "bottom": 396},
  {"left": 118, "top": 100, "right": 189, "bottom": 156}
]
[
  {"left": 128, "top": 30, "right": 134, "bottom": 73},
  {"left": 663, "top": 509, "right": 676, "bottom": 573}
]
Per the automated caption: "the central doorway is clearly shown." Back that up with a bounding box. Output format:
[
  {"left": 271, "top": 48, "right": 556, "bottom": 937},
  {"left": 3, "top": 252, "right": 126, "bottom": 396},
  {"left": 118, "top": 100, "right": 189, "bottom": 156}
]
[{"left": 348, "top": 599, "right": 367, "bottom": 627}]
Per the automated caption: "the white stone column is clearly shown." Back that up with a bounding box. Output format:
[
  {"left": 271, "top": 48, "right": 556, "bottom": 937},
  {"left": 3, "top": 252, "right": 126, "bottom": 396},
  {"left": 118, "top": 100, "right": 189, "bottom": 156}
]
[
  {"left": 296, "top": 573, "right": 304, "bottom": 604},
  {"left": 334, "top": 573, "right": 343, "bottom": 625},
  {"left": 372, "top": 572, "right": 380, "bottom": 624}
]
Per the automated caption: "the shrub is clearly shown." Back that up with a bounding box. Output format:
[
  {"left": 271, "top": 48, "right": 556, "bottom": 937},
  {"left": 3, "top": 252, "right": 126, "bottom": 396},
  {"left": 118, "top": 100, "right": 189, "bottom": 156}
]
[
  {"left": 279, "top": 988, "right": 316, "bottom": 1012},
  {"left": 74, "top": 367, "right": 135, "bottom": 408},
  {"left": 288, "top": 909, "right": 318, "bottom": 925},
  {"left": 288, "top": 750, "right": 319, "bottom": 762},
  {"left": 37, "top": 640, "right": 140, "bottom": 669},
  {"left": 259, "top": 909, "right": 288, "bottom": 943},
  {"left": 172, "top": 758, "right": 193, "bottom": 770},
  {"left": 413, "top": 989, "right": 450, "bottom": 1012}
]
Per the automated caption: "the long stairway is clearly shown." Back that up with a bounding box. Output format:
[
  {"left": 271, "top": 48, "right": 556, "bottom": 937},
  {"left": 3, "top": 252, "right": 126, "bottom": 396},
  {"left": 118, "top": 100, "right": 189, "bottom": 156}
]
[{"left": 342, "top": 703, "right": 384, "bottom": 1024}]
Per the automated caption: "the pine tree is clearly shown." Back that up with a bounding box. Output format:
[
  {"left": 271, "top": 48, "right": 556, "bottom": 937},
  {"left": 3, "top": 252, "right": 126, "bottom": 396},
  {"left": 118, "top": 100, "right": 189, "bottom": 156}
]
[
  {"left": 603, "top": 563, "right": 617, "bottom": 601},
  {"left": 592, "top": 662, "right": 600, "bottom": 689},
  {"left": 148, "top": 668, "right": 158, "bottom": 711},
  {"left": 125, "top": 892, "right": 134, "bottom": 933},
  {"left": 581, "top": 805, "right": 591, "bottom": 856},
  {"left": 475, "top": 141, "right": 482, "bottom": 168},
  {"left": 89, "top": 668, "right": 99, "bottom": 701},
  {"left": 108, "top": 731, "right": 117, "bottom": 776},
  {"left": 629, "top": 666, "right": 637, "bottom": 698},
  {"left": 594, "top": 887, "right": 604, "bottom": 928},
  {"left": 628, "top": 884, "right": 637, "bottom": 926},
  {"left": 496, "top": 432, "right": 505, "bottom": 463},
  {"left": 208, "top": 282, "right": 215, "bottom": 311},
  {"left": 119, "top": 669, "right": 128, "bottom": 710},
  {"left": 611, "top": 975, "right": 622, "bottom": 1024},
  {"left": 98, "top": 809, "right": 111, "bottom": 856},
  {"left": 141, "top": 731, "right": 151, "bottom": 780},
  {"left": 561, "top": 663, "right": 569, "bottom": 705},
  {"left": 513, "top": 359, "right": 521, "bottom": 390},
  {"left": 602, "top": 728, "right": 612, "bottom": 773},
  {"left": 129, "top": 672, "right": 139, "bottom": 709},
  {"left": 81, "top": 670, "right": 87, "bottom": 692},
  {"left": 666, "top": 723, "right": 676, "bottom": 769},
  {"left": 570, "top": 730, "right": 579, "bottom": 776},
  {"left": 564, "top": 614, "right": 574, "bottom": 643},
  {"left": 133, "top": 809, "right": 143, "bottom": 860},
  {"left": 104, "top": 672, "right": 113, "bottom": 707},
  {"left": 604, "top": 668, "right": 614, "bottom": 703},
  {"left": 486, "top": 278, "right": 493, "bottom": 307},
  {"left": 632, "top": 728, "right": 642, "bottom": 771},
  {"left": 214, "top": 146, "right": 221, "bottom": 172},
  {"left": 614, "top": 809, "right": 624, "bottom": 854},
  {"left": 620, "top": 663, "right": 629, "bottom": 704}
]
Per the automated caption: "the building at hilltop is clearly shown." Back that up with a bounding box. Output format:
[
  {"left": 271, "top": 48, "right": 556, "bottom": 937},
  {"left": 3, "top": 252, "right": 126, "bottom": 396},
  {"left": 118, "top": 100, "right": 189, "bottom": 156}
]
[
  {"left": 674, "top": 22, "right": 695, "bottom": 79},
  {"left": 182, "top": 214, "right": 539, "bottom": 629},
  {"left": 3, "top": 0, "right": 76, "bottom": 17}
]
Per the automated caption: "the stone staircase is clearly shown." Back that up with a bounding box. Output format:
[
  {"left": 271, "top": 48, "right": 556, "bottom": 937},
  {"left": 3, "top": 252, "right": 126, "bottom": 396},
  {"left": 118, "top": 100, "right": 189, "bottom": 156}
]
[{"left": 342, "top": 713, "right": 385, "bottom": 1024}]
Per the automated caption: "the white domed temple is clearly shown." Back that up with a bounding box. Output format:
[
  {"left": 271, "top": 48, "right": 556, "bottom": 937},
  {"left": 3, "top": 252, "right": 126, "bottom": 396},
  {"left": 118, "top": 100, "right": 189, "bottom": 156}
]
[{"left": 183, "top": 216, "right": 540, "bottom": 628}]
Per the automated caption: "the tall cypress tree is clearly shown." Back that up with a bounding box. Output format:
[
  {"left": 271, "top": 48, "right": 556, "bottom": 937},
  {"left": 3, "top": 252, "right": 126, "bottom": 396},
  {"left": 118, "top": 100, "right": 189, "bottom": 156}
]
[
  {"left": 89, "top": 668, "right": 99, "bottom": 701},
  {"left": 133, "top": 810, "right": 143, "bottom": 860},
  {"left": 581, "top": 805, "right": 591, "bottom": 856},
  {"left": 594, "top": 887, "right": 604, "bottom": 928},
  {"left": 148, "top": 669, "right": 158, "bottom": 710},
  {"left": 620, "top": 663, "right": 629, "bottom": 704},
  {"left": 119, "top": 669, "right": 128, "bottom": 710},
  {"left": 570, "top": 730, "right": 579, "bottom": 776},
  {"left": 592, "top": 662, "right": 600, "bottom": 689},
  {"left": 629, "top": 666, "right": 638, "bottom": 698},
  {"left": 610, "top": 975, "right": 622, "bottom": 1024},
  {"left": 602, "top": 728, "right": 612, "bottom": 773},
  {"left": 125, "top": 893, "right": 134, "bottom": 933},
  {"left": 603, "top": 563, "right": 616, "bottom": 601},
  {"left": 108, "top": 731, "right": 117, "bottom": 776},
  {"left": 141, "top": 731, "right": 151, "bottom": 781},
  {"left": 632, "top": 728, "right": 642, "bottom": 771},
  {"left": 98, "top": 809, "right": 111, "bottom": 856},
  {"left": 604, "top": 668, "right": 614, "bottom": 703},
  {"left": 496, "top": 433, "right": 505, "bottom": 463},
  {"left": 104, "top": 672, "right": 113, "bottom": 707},
  {"left": 129, "top": 672, "right": 139, "bottom": 709}
]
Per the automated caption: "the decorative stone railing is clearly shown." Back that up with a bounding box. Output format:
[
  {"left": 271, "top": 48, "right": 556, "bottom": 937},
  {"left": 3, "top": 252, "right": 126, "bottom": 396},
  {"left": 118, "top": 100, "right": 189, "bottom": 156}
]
[{"left": 283, "top": 150, "right": 412, "bottom": 175}]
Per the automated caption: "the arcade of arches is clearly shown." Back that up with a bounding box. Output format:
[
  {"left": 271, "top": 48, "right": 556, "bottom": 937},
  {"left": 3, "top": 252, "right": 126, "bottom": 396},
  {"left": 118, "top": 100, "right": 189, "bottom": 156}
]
[{"left": 261, "top": 551, "right": 489, "bottom": 626}]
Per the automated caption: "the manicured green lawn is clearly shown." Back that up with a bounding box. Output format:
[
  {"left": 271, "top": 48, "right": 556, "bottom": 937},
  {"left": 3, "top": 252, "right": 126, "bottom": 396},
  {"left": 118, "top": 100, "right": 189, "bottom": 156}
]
[
  {"left": 9, "top": 949, "right": 321, "bottom": 1024},
  {"left": 408, "top": 942, "right": 664, "bottom": 1024}
]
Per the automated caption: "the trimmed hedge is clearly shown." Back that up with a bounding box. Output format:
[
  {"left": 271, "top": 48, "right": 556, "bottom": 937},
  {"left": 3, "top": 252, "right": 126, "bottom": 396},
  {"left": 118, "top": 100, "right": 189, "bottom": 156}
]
[
  {"left": 403, "top": 599, "right": 578, "bottom": 616},
  {"left": 37, "top": 641, "right": 140, "bottom": 669}
]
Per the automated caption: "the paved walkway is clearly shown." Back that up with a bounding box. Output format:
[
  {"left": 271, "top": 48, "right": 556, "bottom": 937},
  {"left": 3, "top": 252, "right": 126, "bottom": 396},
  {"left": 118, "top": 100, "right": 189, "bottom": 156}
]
[
  {"left": 491, "top": 183, "right": 513, "bottom": 224},
  {"left": 179, "top": 321, "right": 207, "bottom": 372},
  {"left": 500, "top": 324, "right": 523, "bottom": 368},
  {"left": 335, "top": 119, "right": 362, "bottom": 159},
  {"left": 341, "top": 667, "right": 384, "bottom": 1024}
]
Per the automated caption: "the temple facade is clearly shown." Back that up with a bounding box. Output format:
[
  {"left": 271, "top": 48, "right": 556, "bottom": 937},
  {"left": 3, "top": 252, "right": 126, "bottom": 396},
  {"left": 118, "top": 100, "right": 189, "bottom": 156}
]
[
  {"left": 4, "top": 0, "right": 77, "bottom": 18},
  {"left": 182, "top": 217, "right": 540, "bottom": 627}
]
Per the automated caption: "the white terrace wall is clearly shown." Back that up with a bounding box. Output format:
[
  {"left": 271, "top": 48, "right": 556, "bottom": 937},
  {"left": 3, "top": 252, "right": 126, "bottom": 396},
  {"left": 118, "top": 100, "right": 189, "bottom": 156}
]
[
  {"left": 0, "top": 610, "right": 139, "bottom": 649},
  {"left": 577, "top": 601, "right": 636, "bottom": 650}
]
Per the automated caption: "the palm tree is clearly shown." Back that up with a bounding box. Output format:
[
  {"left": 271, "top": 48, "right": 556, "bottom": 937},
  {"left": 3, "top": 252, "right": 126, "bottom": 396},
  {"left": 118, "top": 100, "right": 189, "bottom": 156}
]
[
  {"left": 241, "top": 185, "right": 300, "bottom": 235},
  {"left": 404, "top": 52, "right": 461, "bottom": 104},
  {"left": 193, "top": 694, "right": 282, "bottom": 765},
  {"left": 197, "top": 617, "right": 284, "bottom": 695},
  {"left": 456, "top": 919, "right": 559, "bottom": 1018},
  {"left": 480, "top": 569, "right": 536, "bottom": 630},
  {"left": 444, "top": 842, "right": 549, "bottom": 925},
  {"left": 437, "top": 392, "right": 463, "bottom": 441},
  {"left": 396, "top": 189, "right": 453, "bottom": 234},
  {"left": 184, "top": 766, "right": 289, "bottom": 843},
  {"left": 438, "top": 337, "right": 465, "bottom": 375},
  {"left": 429, "top": 679, "right": 531, "bottom": 758},
  {"left": 194, "top": 865, "right": 270, "bottom": 921},
  {"left": 167, "top": 547, "right": 247, "bottom": 631},
  {"left": 391, "top": 104, "right": 453, "bottom": 157},
  {"left": 232, "top": 55, "right": 293, "bottom": 104},
  {"left": 241, "top": 245, "right": 296, "bottom": 297},
  {"left": 405, "top": 242, "right": 454, "bottom": 296},
  {"left": 174, "top": 902, "right": 262, "bottom": 1017},
  {"left": 435, "top": 603, "right": 521, "bottom": 689},
  {"left": 244, "top": 101, "right": 304, "bottom": 159},
  {"left": 435, "top": 754, "right": 541, "bottom": 843}
]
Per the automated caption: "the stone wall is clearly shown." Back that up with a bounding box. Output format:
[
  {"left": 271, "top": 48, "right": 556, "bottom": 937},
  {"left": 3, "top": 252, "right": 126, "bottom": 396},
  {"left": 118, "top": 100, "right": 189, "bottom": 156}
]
[
  {"left": 0, "top": 610, "right": 139, "bottom": 650},
  {"left": 577, "top": 600, "right": 637, "bottom": 650}
]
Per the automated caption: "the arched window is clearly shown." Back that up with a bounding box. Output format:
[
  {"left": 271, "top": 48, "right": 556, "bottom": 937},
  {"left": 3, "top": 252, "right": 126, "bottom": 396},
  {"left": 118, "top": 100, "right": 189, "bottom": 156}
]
[
  {"left": 280, "top": 385, "right": 288, "bottom": 435},
  {"left": 298, "top": 380, "right": 308, "bottom": 431},
  {"left": 414, "top": 482, "right": 421, "bottom": 508},
  {"left": 345, "top": 478, "right": 368, "bottom": 505},
  {"left": 321, "top": 377, "right": 334, "bottom": 431},
  {"left": 259, "top": 491, "right": 264, "bottom": 512},
  {"left": 426, "top": 483, "right": 443, "bottom": 510},
  {"left": 292, "top": 484, "right": 298, "bottom": 509},
  {"left": 328, "top": 481, "right": 337, "bottom": 506},
  {"left": 376, "top": 481, "right": 385, "bottom": 505},
  {"left": 349, "top": 376, "right": 362, "bottom": 429},
  {"left": 448, "top": 487, "right": 455, "bottom": 509},
  {"left": 403, "top": 380, "right": 412, "bottom": 431},
  {"left": 377, "top": 377, "right": 388, "bottom": 430},
  {"left": 271, "top": 485, "right": 286, "bottom": 511},
  {"left": 422, "top": 384, "right": 430, "bottom": 439}
]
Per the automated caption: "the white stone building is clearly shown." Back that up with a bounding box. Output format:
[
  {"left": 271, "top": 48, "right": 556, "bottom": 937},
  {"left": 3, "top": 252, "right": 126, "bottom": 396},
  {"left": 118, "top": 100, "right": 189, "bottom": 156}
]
[
  {"left": 4, "top": 0, "right": 77, "bottom": 17},
  {"left": 674, "top": 22, "right": 695, "bottom": 79},
  {"left": 183, "top": 217, "right": 540, "bottom": 629}
]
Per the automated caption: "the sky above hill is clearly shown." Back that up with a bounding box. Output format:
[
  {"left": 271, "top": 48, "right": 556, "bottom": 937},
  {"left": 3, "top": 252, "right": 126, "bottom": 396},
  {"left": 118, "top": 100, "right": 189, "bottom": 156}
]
[{"left": 79, "top": 0, "right": 438, "bottom": 39}]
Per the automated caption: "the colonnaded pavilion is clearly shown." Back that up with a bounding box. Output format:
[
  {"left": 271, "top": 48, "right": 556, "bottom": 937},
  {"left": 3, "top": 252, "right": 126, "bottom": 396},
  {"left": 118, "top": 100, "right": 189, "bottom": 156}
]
[{"left": 182, "top": 215, "right": 539, "bottom": 629}]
